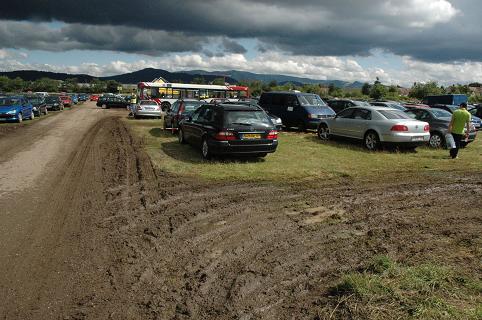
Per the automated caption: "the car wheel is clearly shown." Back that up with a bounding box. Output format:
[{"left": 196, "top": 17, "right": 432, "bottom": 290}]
[
  {"left": 201, "top": 138, "right": 211, "bottom": 160},
  {"left": 30, "top": 111, "right": 35, "bottom": 120},
  {"left": 178, "top": 128, "right": 186, "bottom": 144},
  {"left": 17, "top": 113, "right": 23, "bottom": 123},
  {"left": 161, "top": 102, "right": 171, "bottom": 112},
  {"left": 317, "top": 124, "right": 330, "bottom": 140},
  {"left": 429, "top": 132, "right": 444, "bottom": 148},
  {"left": 364, "top": 131, "right": 380, "bottom": 151}
]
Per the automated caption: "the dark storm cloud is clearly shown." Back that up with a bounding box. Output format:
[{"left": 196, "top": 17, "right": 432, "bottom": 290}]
[
  {"left": 0, "top": 0, "right": 481, "bottom": 62},
  {"left": 0, "top": 21, "right": 204, "bottom": 55}
]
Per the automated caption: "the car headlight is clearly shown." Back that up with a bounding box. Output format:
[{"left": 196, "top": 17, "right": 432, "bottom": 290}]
[
  {"left": 7, "top": 110, "right": 16, "bottom": 115},
  {"left": 275, "top": 118, "right": 282, "bottom": 124},
  {"left": 54, "top": 103, "right": 59, "bottom": 106}
]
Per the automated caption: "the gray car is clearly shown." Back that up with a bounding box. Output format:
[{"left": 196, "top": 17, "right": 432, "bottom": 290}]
[
  {"left": 133, "top": 100, "right": 163, "bottom": 119},
  {"left": 317, "top": 106, "right": 430, "bottom": 150}
]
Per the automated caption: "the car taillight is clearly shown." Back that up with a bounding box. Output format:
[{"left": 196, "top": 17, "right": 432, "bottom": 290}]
[
  {"left": 267, "top": 130, "right": 278, "bottom": 140},
  {"left": 390, "top": 124, "right": 408, "bottom": 132},
  {"left": 423, "top": 124, "right": 430, "bottom": 132},
  {"left": 215, "top": 131, "right": 236, "bottom": 141}
]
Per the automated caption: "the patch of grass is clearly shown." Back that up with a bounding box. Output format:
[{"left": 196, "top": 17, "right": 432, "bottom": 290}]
[
  {"left": 124, "top": 118, "right": 482, "bottom": 183},
  {"left": 325, "top": 256, "right": 482, "bottom": 319}
]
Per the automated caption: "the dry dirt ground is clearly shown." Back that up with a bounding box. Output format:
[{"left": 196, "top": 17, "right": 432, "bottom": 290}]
[{"left": 0, "top": 102, "right": 480, "bottom": 319}]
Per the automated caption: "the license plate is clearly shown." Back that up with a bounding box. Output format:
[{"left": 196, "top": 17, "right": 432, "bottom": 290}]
[
  {"left": 145, "top": 107, "right": 154, "bottom": 110},
  {"left": 412, "top": 136, "right": 424, "bottom": 141},
  {"left": 243, "top": 134, "right": 261, "bottom": 139}
]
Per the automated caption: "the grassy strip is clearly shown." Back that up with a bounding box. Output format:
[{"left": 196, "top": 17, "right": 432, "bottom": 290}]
[
  {"left": 124, "top": 117, "right": 482, "bottom": 183},
  {"left": 321, "top": 256, "right": 482, "bottom": 319}
]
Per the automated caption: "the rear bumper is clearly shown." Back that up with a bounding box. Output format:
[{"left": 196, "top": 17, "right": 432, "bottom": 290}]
[
  {"left": 381, "top": 132, "right": 430, "bottom": 144},
  {"left": 134, "top": 110, "right": 163, "bottom": 117},
  {"left": 209, "top": 139, "right": 278, "bottom": 155}
]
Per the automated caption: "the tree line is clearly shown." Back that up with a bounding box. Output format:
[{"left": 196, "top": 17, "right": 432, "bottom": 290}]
[{"left": 0, "top": 76, "right": 123, "bottom": 94}]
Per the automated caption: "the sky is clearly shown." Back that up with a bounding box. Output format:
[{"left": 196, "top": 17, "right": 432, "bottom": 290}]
[{"left": 0, "top": 0, "right": 481, "bottom": 87}]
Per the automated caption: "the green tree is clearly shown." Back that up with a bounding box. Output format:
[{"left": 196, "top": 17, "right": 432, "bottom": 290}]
[
  {"left": 361, "top": 82, "right": 371, "bottom": 96},
  {"left": 268, "top": 80, "right": 278, "bottom": 88},
  {"left": 409, "top": 81, "right": 443, "bottom": 100},
  {"left": 212, "top": 77, "right": 226, "bottom": 85},
  {"left": 105, "top": 80, "right": 121, "bottom": 93},
  {"left": 191, "top": 77, "right": 206, "bottom": 84},
  {"left": 370, "top": 82, "right": 387, "bottom": 100}
]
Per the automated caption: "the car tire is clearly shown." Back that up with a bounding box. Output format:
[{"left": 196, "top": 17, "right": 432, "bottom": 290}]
[
  {"left": 30, "top": 111, "right": 35, "bottom": 120},
  {"left": 429, "top": 132, "right": 444, "bottom": 148},
  {"left": 201, "top": 137, "right": 211, "bottom": 160},
  {"left": 17, "top": 113, "right": 23, "bottom": 123},
  {"left": 178, "top": 128, "right": 186, "bottom": 144},
  {"left": 317, "top": 124, "right": 330, "bottom": 140},
  {"left": 364, "top": 131, "right": 380, "bottom": 151},
  {"left": 161, "top": 102, "right": 171, "bottom": 112}
]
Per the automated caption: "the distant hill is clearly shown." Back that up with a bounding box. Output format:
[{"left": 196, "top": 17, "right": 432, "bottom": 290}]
[
  {"left": 0, "top": 70, "right": 95, "bottom": 82},
  {"left": 0, "top": 68, "right": 364, "bottom": 88},
  {"left": 185, "top": 69, "right": 364, "bottom": 88}
]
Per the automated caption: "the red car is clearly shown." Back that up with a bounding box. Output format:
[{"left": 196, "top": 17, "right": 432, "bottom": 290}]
[
  {"left": 90, "top": 94, "right": 99, "bottom": 101},
  {"left": 60, "top": 95, "right": 72, "bottom": 107}
]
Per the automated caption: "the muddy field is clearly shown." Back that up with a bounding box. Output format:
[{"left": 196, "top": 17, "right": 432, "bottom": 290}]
[{"left": 0, "top": 103, "right": 480, "bottom": 319}]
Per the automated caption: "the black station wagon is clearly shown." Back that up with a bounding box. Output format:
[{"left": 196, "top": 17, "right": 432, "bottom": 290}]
[{"left": 178, "top": 104, "right": 278, "bottom": 159}]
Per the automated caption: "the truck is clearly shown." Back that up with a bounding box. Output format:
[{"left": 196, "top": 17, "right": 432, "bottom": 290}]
[{"left": 423, "top": 94, "right": 468, "bottom": 106}]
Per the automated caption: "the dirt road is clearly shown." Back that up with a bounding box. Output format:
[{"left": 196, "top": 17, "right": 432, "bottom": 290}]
[{"left": 0, "top": 102, "right": 480, "bottom": 319}]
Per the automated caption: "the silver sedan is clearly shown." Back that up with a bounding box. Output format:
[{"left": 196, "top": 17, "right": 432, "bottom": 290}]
[
  {"left": 317, "top": 106, "right": 430, "bottom": 150},
  {"left": 133, "top": 100, "right": 164, "bottom": 119}
]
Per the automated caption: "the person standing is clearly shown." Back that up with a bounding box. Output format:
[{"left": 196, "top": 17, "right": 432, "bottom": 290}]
[{"left": 447, "top": 102, "right": 471, "bottom": 159}]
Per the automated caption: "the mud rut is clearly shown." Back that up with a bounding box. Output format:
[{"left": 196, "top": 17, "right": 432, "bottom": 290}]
[{"left": 2, "top": 116, "right": 481, "bottom": 319}]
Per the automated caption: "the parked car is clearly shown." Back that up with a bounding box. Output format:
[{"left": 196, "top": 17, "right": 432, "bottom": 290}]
[
  {"left": 78, "top": 93, "right": 89, "bottom": 102},
  {"left": 468, "top": 104, "right": 482, "bottom": 119},
  {"left": 317, "top": 106, "right": 430, "bottom": 150},
  {"left": 26, "top": 96, "right": 49, "bottom": 116},
  {"left": 178, "top": 103, "right": 278, "bottom": 159},
  {"left": 90, "top": 94, "right": 99, "bottom": 101},
  {"left": 44, "top": 96, "right": 64, "bottom": 111},
  {"left": 326, "top": 99, "right": 371, "bottom": 114},
  {"left": 370, "top": 101, "right": 407, "bottom": 111},
  {"left": 69, "top": 94, "right": 79, "bottom": 104},
  {"left": 164, "top": 99, "right": 205, "bottom": 131},
  {"left": 0, "top": 96, "right": 35, "bottom": 123},
  {"left": 133, "top": 100, "right": 163, "bottom": 119},
  {"left": 96, "top": 96, "right": 130, "bottom": 109},
  {"left": 405, "top": 108, "right": 477, "bottom": 148},
  {"left": 259, "top": 91, "right": 335, "bottom": 131},
  {"left": 224, "top": 100, "right": 283, "bottom": 131},
  {"left": 60, "top": 95, "right": 72, "bottom": 107},
  {"left": 431, "top": 104, "right": 481, "bottom": 130},
  {"left": 208, "top": 98, "right": 230, "bottom": 105}
]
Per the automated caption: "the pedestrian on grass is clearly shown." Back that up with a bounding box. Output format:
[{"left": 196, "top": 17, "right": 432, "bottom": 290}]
[{"left": 447, "top": 102, "right": 471, "bottom": 159}]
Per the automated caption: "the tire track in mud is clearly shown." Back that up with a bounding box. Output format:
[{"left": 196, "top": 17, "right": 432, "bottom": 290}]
[{"left": 55, "top": 117, "right": 481, "bottom": 319}]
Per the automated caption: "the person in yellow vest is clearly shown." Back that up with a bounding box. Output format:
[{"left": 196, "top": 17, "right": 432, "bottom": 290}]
[
  {"left": 128, "top": 95, "right": 137, "bottom": 116},
  {"left": 447, "top": 102, "right": 471, "bottom": 159}
]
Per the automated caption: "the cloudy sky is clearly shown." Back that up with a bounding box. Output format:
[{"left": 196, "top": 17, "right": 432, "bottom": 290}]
[{"left": 0, "top": 0, "right": 481, "bottom": 86}]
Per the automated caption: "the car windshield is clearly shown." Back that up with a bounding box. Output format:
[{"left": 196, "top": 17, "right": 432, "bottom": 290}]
[
  {"left": 431, "top": 109, "right": 452, "bottom": 118},
  {"left": 298, "top": 94, "right": 327, "bottom": 107},
  {"left": 379, "top": 110, "right": 412, "bottom": 119},
  {"left": 225, "top": 110, "right": 271, "bottom": 126},
  {"left": 184, "top": 102, "right": 203, "bottom": 111},
  {"left": 0, "top": 98, "right": 20, "bottom": 106},
  {"left": 45, "top": 97, "right": 59, "bottom": 103},
  {"left": 28, "top": 98, "right": 42, "bottom": 104},
  {"left": 140, "top": 100, "right": 157, "bottom": 106}
]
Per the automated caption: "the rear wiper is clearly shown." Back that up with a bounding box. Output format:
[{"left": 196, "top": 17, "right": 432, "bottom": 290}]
[{"left": 231, "top": 122, "right": 252, "bottom": 126}]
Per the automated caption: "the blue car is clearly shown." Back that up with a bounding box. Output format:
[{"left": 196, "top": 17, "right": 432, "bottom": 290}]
[
  {"left": 70, "top": 94, "right": 79, "bottom": 104},
  {"left": 0, "top": 96, "right": 35, "bottom": 123}
]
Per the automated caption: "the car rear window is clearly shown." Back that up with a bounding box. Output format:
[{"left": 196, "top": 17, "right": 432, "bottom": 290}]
[
  {"left": 431, "top": 109, "right": 452, "bottom": 118},
  {"left": 224, "top": 110, "right": 271, "bottom": 126},
  {"left": 298, "top": 94, "right": 327, "bottom": 107},
  {"left": 184, "top": 101, "right": 203, "bottom": 111},
  {"left": 378, "top": 110, "right": 412, "bottom": 119}
]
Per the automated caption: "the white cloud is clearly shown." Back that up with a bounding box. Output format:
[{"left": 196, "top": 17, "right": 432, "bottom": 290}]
[{"left": 382, "top": 0, "right": 458, "bottom": 28}]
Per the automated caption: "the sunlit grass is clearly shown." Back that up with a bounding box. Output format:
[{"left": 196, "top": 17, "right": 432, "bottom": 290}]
[{"left": 124, "top": 117, "right": 482, "bottom": 182}]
